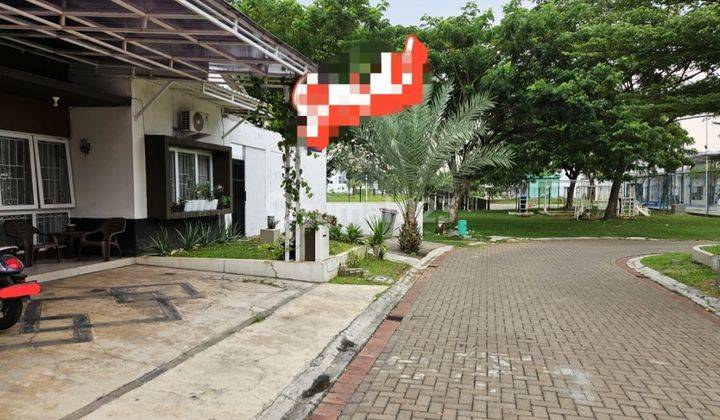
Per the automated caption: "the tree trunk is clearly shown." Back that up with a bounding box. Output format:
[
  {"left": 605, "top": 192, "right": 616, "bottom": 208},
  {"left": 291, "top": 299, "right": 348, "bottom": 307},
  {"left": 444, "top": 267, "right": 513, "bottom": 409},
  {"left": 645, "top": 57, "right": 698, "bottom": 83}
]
[
  {"left": 603, "top": 177, "right": 623, "bottom": 220},
  {"left": 283, "top": 143, "right": 292, "bottom": 261},
  {"left": 564, "top": 171, "right": 580, "bottom": 209},
  {"left": 448, "top": 178, "right": 471, "bottom": 224}
]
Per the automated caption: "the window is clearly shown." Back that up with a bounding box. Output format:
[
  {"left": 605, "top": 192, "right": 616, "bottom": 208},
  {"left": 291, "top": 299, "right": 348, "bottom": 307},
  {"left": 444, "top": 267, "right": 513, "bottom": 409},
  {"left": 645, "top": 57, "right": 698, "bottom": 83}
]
[
  {"left": 169, "top": 148, "right": 213, "bottom": 201},
  {"left": 0, "top": 133, "right": 36, "bottom": 209},
  {"left": 35, "top": 138, "right": 73, "bottom": 207}
]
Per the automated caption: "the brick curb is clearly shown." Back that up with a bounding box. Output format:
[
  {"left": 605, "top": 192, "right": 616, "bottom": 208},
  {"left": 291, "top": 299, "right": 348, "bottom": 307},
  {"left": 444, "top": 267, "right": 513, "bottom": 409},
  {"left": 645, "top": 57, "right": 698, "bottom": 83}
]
[
  {"left": 624, "top": 255, "right": 720, "bottom": 317},
  {"left": 310, "top": 251, "right": 453, "bottom": 420}
]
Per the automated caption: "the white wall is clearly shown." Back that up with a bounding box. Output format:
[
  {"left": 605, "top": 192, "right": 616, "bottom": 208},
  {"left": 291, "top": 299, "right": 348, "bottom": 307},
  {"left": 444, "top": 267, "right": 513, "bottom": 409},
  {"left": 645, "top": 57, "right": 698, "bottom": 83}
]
[
  {"left": 131, "top": 79, "right": 327, "bottom": 234},
  {"left": 326, "top": 202, "right": 423, "bottom": 236},
  {"left": 69, "top": 106, "right": 136, "bottom": 219}
]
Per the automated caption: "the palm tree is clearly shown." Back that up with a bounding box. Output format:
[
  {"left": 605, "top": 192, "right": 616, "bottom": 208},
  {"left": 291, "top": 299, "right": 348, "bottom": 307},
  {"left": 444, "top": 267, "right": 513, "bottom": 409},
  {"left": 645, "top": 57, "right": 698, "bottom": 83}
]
[{"left": 354, "top": 82, "right": 513, "bottom": 253}]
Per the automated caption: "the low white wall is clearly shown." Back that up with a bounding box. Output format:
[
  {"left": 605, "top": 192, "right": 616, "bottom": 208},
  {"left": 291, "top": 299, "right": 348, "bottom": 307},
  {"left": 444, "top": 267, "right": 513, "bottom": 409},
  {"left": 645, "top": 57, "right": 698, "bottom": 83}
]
[
  {"left": 136, "top": 246, "right": 362, "bottom": 283},
  {"left": 326, "top": 202, "right": 423, "bottom": 235}
]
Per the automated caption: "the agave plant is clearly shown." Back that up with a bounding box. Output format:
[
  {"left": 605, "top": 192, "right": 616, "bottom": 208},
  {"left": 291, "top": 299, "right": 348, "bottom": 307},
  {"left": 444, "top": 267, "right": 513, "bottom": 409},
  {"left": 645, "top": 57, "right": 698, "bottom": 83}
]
[
  {"left": 353, "top": 82, "right": 513, "bottom": 253},
  {"left": 344, "top": 223, "right": 363, "bottom": 244},
  {"left": 365, "top": 216, "right": 391, "bottom": 259},
  {"left": 145, "top": 226, "right": 172, "bottom": 256},
  {"left": 176, "top": 222, "right": 204, "bottom": 251}
]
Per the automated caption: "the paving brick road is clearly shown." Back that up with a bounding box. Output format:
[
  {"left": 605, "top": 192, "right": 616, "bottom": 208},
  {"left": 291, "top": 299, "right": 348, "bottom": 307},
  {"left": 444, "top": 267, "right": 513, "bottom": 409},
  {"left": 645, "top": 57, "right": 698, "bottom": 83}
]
[{"left": 340, "top": 240, "right": 720, "bottom": 419}]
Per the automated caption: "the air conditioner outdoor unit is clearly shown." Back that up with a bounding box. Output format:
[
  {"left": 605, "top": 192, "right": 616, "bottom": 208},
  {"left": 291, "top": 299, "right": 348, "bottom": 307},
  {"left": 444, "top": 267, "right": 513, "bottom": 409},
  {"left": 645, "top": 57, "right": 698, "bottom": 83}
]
[{"left": 178, "top": 110, "right": 210, "bottom": 133}]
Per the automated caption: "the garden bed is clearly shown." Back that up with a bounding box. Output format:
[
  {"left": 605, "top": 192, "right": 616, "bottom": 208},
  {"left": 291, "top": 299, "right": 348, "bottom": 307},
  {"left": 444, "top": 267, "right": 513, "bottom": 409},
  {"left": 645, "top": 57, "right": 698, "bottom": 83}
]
[
  {"left": 138, "top": 243, "right": 364, "bottom": 283},
  {"left": 692, "top": 244, "right": 720, "bottom": 269},
  {"left": 330, "top": 256, "right": 410, "bottom": 286},
  {"left": 641, "top": 253, "right": 720, "bottom": 298}
]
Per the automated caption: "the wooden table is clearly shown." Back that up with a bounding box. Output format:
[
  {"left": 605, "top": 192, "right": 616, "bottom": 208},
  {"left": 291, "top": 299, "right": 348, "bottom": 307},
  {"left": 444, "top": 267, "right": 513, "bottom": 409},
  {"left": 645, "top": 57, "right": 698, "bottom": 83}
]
[{"left": 51, "top": 231, "right": 86, "bottom": 258}]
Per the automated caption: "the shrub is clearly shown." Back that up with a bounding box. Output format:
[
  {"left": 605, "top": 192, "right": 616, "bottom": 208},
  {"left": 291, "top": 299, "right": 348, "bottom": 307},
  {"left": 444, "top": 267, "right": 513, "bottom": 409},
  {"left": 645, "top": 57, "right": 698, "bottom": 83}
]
[
  {"left": 176, "top": 222, "right": 204, "bottom": 250},
  {"left": 346, "top": 251, "right": 362, "bottom": 268},
  {"left": 366, "top": 216, "right": 390, "bottom": 259},
  {"left": 264, "top": 241, "right": 285, "bottom": 261},
  {"left": 146, "top": 226, "right": 172, "bottom": 256},
  {"left": 344, "top": 223, "right": 363, "bottom": 244},
  {"left": 214, "top": 222, "right": 243, "bottom": 244},
  {"left": 329, "top": 224, "right": 344, "bottom": 241}
]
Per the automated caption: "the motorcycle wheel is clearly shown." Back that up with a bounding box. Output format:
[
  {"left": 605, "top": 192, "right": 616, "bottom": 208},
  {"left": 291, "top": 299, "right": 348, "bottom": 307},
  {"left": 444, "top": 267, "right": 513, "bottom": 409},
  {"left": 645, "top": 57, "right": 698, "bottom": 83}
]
[{"left": 0, "top": 298, "right": 23, "bottom": 330}]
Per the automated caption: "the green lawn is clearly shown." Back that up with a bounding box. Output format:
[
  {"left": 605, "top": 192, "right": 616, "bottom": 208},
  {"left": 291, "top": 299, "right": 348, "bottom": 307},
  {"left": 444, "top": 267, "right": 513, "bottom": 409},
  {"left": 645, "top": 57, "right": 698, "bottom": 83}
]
[
  {"left": 425, "top": 210, "right": 720, "bottom": 241},
  {"left": 330, "top": 255, "right": 410, "bottom": 286},
  {"left": 702, "top": 245, "right": 720, "bottom": 255},
  {"left": 330, "top": 240, "right": 357, "bottom": 255},
  {"left": 642, "top": 253, "right": 720, "bottom": 297},
  {"left": 327, "top": 192, "right": 395, "bottom": 202},
  {"left": 174, "top": 238, "right": 275, "bottom": 259}
]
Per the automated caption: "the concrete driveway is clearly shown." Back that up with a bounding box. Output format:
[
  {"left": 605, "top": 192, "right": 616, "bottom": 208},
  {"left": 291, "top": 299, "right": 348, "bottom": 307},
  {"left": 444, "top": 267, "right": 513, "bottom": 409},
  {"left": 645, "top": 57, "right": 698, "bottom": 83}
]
[{"left": 0, "top": 265, "right": 384, "bottom": 419}]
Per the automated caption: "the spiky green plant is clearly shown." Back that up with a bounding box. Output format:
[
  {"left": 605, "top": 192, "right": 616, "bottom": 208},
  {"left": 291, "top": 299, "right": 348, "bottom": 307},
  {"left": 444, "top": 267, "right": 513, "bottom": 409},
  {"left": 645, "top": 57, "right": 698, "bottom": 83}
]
[
  {"left": 146, "top": 226, "right": 172, "bottom": 256},
  {"left": 344, "top": 223, "right": 363, "bottom": 244},
  {"left": 365, "top": 216, "right": 391, "bottom": 259}
]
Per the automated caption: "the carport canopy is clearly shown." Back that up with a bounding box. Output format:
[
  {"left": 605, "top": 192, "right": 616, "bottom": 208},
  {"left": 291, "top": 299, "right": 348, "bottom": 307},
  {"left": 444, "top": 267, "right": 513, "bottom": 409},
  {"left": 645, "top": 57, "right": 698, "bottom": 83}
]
[{"left": 0, "top": 0, "right": 316, "bottom": 110}]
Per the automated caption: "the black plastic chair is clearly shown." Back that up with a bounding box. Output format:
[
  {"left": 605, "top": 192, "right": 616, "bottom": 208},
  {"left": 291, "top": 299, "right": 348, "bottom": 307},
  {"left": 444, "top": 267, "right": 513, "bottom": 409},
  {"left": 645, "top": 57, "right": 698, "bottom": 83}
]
[
  {"left": 79, "top": 218, "right": 126, "bottom": 261},
  {"left": 4, "top": 220, "right": 60, "bottom": 267}
]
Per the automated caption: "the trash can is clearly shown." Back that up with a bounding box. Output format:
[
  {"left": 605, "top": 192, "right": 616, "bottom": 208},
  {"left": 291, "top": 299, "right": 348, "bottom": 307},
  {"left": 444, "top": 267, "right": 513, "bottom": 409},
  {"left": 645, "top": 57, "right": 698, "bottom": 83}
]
[
  {"left": 380, "top": 208, "right": 398, "bottom": 235},
  {"left": 457, "top": 219, "right": 468, "bottom": 237}
]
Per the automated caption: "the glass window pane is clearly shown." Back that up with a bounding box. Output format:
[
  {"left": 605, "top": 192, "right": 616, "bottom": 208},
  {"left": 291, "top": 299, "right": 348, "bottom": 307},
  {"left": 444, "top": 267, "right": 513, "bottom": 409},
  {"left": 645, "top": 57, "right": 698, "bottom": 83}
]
[
  {"left": 198, "top": 155, "right": 211, "bottom": 185},
  {"left": 37, "top": 140, "right": 71, "bottom": 205},
  {"left": 177, "top": 152, "right": 196, "bottom": 200},
  {"left": 169, "top": 151, "right": 176, "bottom": 201},
  {"left": 0, "top": 135, "right": 34, "bottom": 207},
  {"left": 35, "top": 212, "right": 69, "bottom": 244}
]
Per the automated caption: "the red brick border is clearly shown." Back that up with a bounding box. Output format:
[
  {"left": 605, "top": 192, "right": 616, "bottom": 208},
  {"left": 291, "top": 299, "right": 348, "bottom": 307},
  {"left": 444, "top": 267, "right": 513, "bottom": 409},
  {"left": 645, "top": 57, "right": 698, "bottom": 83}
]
[{"left": 310, "top": 251, "right": 453, "bottom": 420}]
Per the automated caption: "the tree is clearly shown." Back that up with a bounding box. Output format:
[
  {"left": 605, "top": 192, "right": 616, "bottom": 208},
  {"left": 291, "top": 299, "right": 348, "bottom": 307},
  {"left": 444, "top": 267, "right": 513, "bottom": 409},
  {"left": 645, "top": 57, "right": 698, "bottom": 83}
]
[
  {"left": 354, "top": 83, "right": 512, "bottom": 253},
  {"left": 233, "top": 0, "right": 391, "bottom": 258}
]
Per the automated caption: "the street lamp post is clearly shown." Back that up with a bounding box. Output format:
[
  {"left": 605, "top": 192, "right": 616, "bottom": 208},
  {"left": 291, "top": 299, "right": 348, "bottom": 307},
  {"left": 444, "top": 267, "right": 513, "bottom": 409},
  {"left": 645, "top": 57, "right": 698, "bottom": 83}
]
[{"left": 706, "top": 117, "right": 710, "bottom": 216}]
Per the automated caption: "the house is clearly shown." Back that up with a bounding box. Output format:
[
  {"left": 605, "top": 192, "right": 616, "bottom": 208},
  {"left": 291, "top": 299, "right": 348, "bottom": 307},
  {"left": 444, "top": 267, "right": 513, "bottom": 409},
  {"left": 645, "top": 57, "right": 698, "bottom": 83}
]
[{"left": 0, "top": 0, "right": 324, "bottom": 256}]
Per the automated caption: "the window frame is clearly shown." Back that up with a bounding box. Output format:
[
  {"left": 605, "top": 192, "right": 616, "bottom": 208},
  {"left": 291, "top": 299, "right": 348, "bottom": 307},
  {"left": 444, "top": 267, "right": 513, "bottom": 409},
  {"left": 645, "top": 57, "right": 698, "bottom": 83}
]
[
  {"left": 0, "top": 129, "right": 40, "bottom": 211},
  {"left": 168, "top": 147, "right": 213, "bottom": 202},
  {"left": 33, "top": 135, "right": 75, "bottom": 210}
]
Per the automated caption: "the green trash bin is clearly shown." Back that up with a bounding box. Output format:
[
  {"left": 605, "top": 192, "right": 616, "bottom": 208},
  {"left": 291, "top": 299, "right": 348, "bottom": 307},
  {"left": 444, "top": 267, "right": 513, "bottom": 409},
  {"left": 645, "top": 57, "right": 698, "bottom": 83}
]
[{"left": 457, "top": 219, "right": 468, "bottom": 237}]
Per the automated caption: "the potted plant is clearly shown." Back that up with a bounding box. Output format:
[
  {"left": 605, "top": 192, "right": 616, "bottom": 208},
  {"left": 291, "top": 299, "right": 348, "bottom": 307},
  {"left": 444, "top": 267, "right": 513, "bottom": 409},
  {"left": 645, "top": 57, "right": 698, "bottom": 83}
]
[
  {"left": 260, "top": 215, "right": 282, "bottom": 244},
  {"left": 171, "top": 198, "right": 186, "bottom": 213},
  {"left": 195, "top": 181, "right": 214, "bottom": 210}
]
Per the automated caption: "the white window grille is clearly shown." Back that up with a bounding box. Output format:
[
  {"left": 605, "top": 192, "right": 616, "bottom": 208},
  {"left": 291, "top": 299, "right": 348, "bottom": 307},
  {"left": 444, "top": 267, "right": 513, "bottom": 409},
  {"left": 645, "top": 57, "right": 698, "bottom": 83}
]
[{"left": 170, "top": 148, "right": 213, "bottom": 201}]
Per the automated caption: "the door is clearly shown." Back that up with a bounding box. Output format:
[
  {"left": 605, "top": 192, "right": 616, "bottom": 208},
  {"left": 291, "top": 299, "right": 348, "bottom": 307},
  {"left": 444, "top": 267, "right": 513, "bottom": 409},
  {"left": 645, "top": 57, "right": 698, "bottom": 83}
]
[{"left": 232, "top": 159, "right": 246, "bottom": 235}]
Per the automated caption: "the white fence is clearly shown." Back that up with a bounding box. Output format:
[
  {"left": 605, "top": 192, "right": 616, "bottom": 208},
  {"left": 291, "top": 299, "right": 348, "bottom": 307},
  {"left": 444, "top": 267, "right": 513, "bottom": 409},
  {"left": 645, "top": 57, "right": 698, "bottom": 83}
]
[{"left": 326, "top": 202, "right": 424, "bottom": 236}]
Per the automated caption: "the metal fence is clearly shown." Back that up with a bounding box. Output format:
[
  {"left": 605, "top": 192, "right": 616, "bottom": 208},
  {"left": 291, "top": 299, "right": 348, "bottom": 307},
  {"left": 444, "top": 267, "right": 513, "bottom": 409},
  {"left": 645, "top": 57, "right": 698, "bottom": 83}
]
[{"left": 624, "top": 169, "right": 720, "bottom": 214}]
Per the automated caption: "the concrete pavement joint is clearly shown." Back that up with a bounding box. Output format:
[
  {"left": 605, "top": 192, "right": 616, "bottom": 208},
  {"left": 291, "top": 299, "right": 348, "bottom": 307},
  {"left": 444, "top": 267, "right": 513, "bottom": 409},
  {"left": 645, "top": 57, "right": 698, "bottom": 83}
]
[{"left": 60, "top": 285, "right": 315, "bottom": 420}]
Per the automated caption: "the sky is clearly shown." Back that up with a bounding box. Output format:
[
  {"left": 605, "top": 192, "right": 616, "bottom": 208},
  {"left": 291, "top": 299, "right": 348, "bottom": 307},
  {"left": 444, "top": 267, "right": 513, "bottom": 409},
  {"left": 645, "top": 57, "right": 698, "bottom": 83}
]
[{"left": 297, "top": 0, "right": 520, "bottom": 26}]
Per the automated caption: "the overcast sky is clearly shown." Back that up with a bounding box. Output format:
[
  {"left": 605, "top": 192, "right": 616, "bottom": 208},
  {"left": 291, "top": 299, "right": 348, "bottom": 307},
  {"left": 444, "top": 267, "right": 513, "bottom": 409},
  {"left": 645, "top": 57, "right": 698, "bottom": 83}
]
[{"left": 297, "top": 0, "right": 523, "bottom": 26}]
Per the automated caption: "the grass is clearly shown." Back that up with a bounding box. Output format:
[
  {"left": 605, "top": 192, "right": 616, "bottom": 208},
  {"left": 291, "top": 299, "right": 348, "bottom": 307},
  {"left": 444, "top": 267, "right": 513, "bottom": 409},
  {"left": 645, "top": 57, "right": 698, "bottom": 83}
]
[
  {"left": 425, "top": 210, "right": 720, "bottom": 241},
  {"left": 641, "top": 253, "right": 720, "bottom": 297},
  {"left": 330, "top": 240, "right": 357, "bottom": 255},
  {"left": 327, "top": 192, "right": 394, "bottom": 202},
  {"left": 701, "top": 245, "right": 720, "bottom": 255},
  {"left": 330, "top": 255, "right": 410, "bottom": 286},
  {"left": 175, "top": 238, "right": 353, "bottom": 260},
  {"left": 174, "top": 238, "right": 275, "bottom": 259}
]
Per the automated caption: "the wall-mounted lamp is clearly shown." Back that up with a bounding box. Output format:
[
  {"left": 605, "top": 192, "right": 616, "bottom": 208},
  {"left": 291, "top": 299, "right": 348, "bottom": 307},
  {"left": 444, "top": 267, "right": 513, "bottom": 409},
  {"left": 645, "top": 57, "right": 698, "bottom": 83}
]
[
  {"left": 79, "top": 138, "right": 91, "bottom": 156},
  {"left": 52, "top": 96, "right": 60, "bottom": 108}
]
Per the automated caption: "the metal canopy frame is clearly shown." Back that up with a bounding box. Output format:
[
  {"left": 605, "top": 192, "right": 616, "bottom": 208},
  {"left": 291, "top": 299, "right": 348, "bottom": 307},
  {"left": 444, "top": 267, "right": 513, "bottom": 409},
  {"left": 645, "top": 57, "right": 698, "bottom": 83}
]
[{"left": 0, "top": 0, "right": 315, "bottom": 110}]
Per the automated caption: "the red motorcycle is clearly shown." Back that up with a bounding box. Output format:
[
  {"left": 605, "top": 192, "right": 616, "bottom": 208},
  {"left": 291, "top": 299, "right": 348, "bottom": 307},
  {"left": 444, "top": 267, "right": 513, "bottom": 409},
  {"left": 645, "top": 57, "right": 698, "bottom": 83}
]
[{"left": 0, "top": 246, "right": 41, "bottom": 330}]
